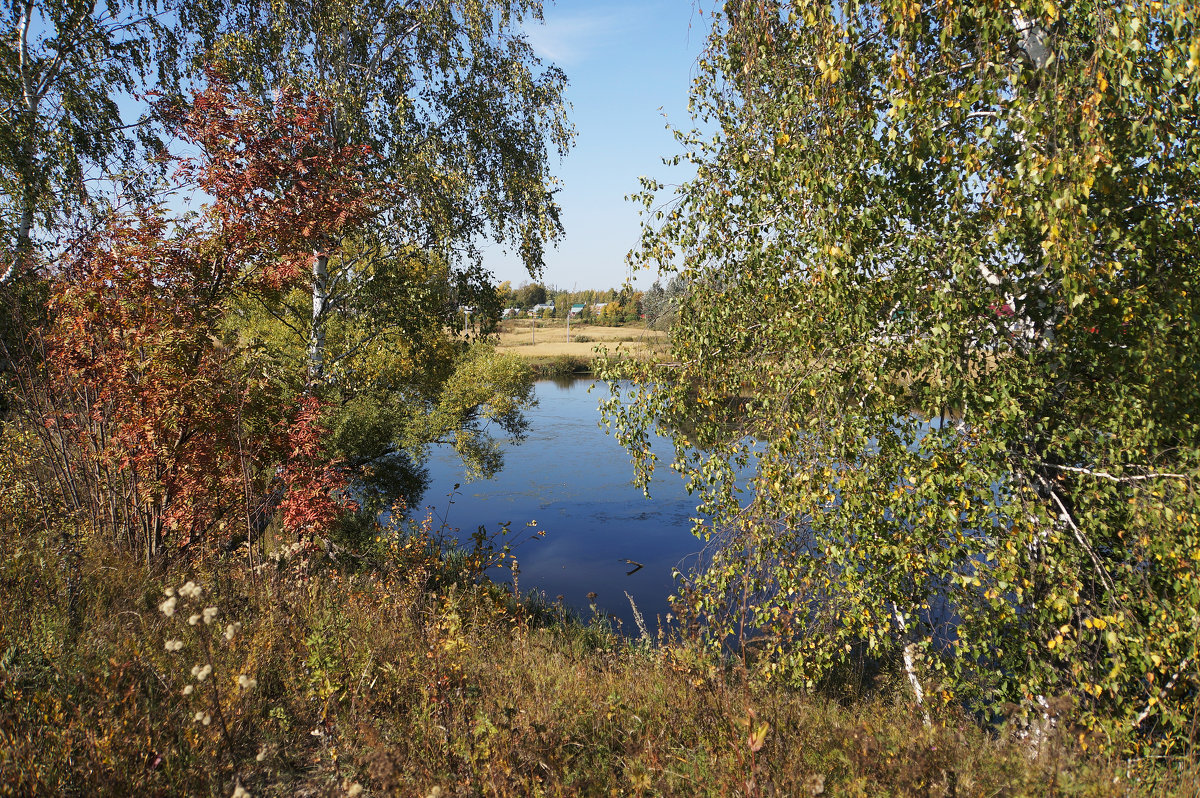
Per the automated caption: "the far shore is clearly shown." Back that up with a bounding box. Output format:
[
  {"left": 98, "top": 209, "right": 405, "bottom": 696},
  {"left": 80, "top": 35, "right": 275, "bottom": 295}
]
[{"left": 491, "top": 319, "right": 669, "bottom": 373}]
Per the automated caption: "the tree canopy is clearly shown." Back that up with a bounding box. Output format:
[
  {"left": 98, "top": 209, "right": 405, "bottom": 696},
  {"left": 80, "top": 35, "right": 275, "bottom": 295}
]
[
  {"left": 192, "top": 0, "right": 571, "bottom": 276},
  {"left": 2, "top": 0, "right": 181, "bottom": 283},
  {"left": 1, "top": 0, "right": 568, "bottom": 556},
  {"left": 601, "top": 0, "right": 1200, "bottom": 751}
]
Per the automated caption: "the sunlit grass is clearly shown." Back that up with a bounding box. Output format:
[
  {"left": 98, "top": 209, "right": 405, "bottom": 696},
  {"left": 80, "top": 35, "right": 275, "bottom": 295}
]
[{"left": 1, "top": 519, "right": 1195, "bottom": 796}]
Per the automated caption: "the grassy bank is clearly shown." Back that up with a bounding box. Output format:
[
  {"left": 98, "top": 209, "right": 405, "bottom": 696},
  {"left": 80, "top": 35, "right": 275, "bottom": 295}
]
[
  {"left": 2, "top": 517, "right": 1195, "bottom": 796},
  {"left": 523, "top": 353, "right": 594, "bottom": 378}
]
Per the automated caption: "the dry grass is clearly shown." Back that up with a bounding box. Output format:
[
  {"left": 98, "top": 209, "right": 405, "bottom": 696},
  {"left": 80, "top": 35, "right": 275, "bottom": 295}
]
[
  {"left": 492, "top": 320, "right": 669, "bottom": 361},
  {"left": 3, "top": 516, "right": 1197, "bottom": 796}
]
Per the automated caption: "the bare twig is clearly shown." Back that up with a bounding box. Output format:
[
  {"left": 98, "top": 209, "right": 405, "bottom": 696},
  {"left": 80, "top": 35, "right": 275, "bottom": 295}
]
[{"left": 1046, "top": 486, "right": 1117, "bottom": 596}]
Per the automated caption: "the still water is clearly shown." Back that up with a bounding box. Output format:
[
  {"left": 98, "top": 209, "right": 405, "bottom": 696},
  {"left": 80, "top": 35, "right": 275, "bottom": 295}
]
[{"left": 416, "top": 378, "right": 704, "bottom": 630}]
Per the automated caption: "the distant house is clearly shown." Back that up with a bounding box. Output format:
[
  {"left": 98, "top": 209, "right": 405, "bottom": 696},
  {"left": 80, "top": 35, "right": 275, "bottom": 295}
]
[
  {"left": 501, "top": 307, "right": 520, "bottom": 318},
  {"left": 531, "top": 302, "right": 555, "bottom": 316},
  {"left": 592, "top": 303, "right": 608, "bottom": 313},
  {"left": 570, "top": 303, "right": 585, "bottom": 316}
]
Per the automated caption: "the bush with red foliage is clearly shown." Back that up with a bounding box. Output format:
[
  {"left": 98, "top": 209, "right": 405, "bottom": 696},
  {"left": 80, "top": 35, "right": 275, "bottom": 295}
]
[
  {"left": 20, "top": 77, "right": 373, "bottom": 559},
  {"left": 279, "top": 396, "right": 355, "bottom": 536},
  {"left": 169, "top": 71, "right": 380, "bottom": 289}
]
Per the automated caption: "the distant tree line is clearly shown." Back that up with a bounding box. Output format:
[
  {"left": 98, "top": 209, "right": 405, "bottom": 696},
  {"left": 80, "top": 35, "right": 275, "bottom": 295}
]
[{"left": 497, "top": 276, "right": 688, "bottom": 327}]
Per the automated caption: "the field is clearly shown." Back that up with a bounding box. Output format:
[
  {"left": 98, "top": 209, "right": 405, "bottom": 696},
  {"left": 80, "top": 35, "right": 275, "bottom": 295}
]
[{"left": 492, "top": 319, "right": 668, "bottom": 358}]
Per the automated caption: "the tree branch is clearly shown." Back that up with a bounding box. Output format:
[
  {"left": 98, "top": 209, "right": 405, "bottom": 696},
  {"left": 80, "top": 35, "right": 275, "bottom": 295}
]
[
  {"left": 1133, "top": 658, "right": 1193, "bottom": 729},
  {"left": 1044, "top": 481, "right": 1117, "bottom": 596},
  {"left": 1040, "top": 462, "right": 1192, "bottom": 484}
]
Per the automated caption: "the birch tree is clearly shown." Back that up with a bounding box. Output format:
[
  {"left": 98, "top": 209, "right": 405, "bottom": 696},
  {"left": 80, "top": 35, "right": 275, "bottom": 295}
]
[
  {"left": 602, "top": 0, "right": 1200, "bottom": 751},
  {"left": 187, "top": 0, "right": 572, "bottom": 385},
  {"left": 1, "top": 0, "right": 180, "bottom": 284}
]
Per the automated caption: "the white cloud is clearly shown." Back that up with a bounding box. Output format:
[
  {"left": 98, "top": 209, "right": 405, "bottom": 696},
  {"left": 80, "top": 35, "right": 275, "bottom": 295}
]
[{"left": 524, "top": 6, "right": 634, "bottom": 66}]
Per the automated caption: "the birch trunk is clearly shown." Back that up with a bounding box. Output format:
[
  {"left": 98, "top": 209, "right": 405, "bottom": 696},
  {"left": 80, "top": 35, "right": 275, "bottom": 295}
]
[{"left": 308, "top": 252, "right": 329, "bottom": 386}]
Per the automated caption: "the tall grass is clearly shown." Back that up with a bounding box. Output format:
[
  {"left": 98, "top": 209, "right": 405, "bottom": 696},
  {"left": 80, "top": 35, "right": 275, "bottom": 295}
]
[{"left": 4, "top": 519, "right": 1197, "bottom": 796}]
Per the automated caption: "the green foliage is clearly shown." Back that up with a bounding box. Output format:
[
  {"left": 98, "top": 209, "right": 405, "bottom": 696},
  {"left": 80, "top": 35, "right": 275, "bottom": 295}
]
[
  {"left": 601, "top": 0, "right": 1200, "bottom": 752},
  {"left": 524, "top": 353, "right": 592, "bottom": 378},
  {"left": 513, "top": 281, "right": 548, "bottom": 308},
  {"left": 227, "top": 242, "right": 534, "bottom": 509},
  {"left": 1, "top": 0, "right": 181, "bottom": 281},
  {"left": 408, "top": 343, "right": 534, "bottom": 480},
  {"left": 595, "top": 288, "right": 643, "bottom": 325}
]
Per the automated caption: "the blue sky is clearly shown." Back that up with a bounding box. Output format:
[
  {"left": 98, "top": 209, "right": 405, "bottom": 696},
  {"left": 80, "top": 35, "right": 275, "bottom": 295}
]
[{"left": 484, "top": 0, "right": 710, "bottom": 291}]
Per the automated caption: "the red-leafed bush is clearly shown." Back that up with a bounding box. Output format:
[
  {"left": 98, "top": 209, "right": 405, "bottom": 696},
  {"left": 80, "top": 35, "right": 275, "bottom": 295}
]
[
  {"left": 32, "top": 210, "right": 268, "bottom": 556},
  {"left": 278, "top": 396, "right": 355, "bottom": 535},
  {"left": 16, "top": 76, "right": 372, "bottom": 559},
  {"left": 169, "top": 71, "right": 380, "bottom": 289}
]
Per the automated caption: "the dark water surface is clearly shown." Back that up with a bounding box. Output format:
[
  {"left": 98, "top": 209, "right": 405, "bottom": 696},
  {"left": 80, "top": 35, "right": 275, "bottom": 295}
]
[{"left": 417, "top": 378, "right": 704, "bottom": 630}]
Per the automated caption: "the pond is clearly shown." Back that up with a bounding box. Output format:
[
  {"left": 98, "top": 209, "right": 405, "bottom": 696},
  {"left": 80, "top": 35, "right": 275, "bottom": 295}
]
[{"left": 415, "top": 377, "right": 704, "bottom": 631}]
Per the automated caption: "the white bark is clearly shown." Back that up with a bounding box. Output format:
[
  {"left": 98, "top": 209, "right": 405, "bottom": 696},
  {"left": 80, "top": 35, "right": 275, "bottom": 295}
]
[
  {"left": 309, "top": 252, "right": 330, "bottom": 385},
  {"left": 892, "top": 603, "right": 931, "bottom": 727},
  {"left": 4, "top": 1, "right": 38, "bottom": 284},
  {"left": 1012, "top": 9, "right": 1052, "bottom": 70}
]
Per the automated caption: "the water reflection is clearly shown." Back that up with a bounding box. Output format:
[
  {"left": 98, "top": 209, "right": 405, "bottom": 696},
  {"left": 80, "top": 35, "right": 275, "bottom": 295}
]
[{"left": 416, "top": 378, "right": 704, "bottom": 630}]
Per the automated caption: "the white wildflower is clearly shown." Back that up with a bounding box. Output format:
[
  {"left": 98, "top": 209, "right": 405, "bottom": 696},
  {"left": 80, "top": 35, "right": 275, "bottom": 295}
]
[
  {"left": 193, "top": 710, "right": 205, "bottom": 723},
  {"left": 163, "top": 586, "right": 176, "bottom": 597},
  {"left": 201, "top": 712, "right": 212, "bottom": 726},
  {"left": 232, "top": 781, "right": 251, "bottom": 798},
  {"left": 256, "top": 747, "right": 268, "bottom": 762},
  {"left": 179, "top": 581, "right": 202, "bottom": 599},
  {"left": 202, "top": 606, "right": 219, "bottom": 625},
  {"left": 224, "top": 622, "right": 242, "bottom": 641},
  {"left": 237, "top": 674, "right": 257, "bottom": 690},
  {"left": 159, "top": 596, "right": 178, "bottom": 617},
  {"left": 182, "top": 685, "right": 194, "bottom": 696},
  {"left": 191, "top": 663, "right": 212, "bottom": 681},
  {"left": 188, "top": 613, "right": 202, "bottom": 626},
  {"left": 164, "top": 638, "right": 184, "bottom": 652},
  {"left": 346, "top": 783, "right": 363, "bottom": 797}
]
